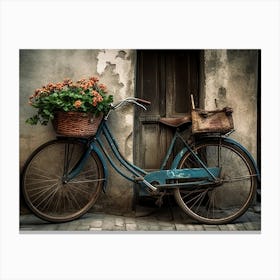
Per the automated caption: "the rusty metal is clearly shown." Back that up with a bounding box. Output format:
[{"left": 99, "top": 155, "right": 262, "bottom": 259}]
[{"left": 191, "top": 107, "right": 234, "bottom": 134}]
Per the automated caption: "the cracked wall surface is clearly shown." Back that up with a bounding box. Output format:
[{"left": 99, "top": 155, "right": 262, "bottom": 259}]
[
  {"left": 204, "top": 49, "right": 259, "bottom": 159},
  {"left": 20, "top": 49, "right": 259, "bottom": 215},
  {"left": 20, "top": 49, "right": 137, "bottom": 213}
]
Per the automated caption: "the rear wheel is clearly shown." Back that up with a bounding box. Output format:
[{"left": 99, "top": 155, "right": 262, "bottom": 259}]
[
  {"left": 173, "top": 138, "right": 258, "bottom": 224},
  {"left": 21, "top": 139, "right": 104, "bottom": 223}
]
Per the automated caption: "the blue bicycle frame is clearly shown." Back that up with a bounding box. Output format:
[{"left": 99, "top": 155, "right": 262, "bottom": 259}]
[{"left": 64, "top": 117, "right": 221, "bottom": 193}]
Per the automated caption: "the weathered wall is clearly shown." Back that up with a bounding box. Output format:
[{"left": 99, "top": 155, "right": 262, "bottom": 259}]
[
  {"left": 20, "top": 49, "right": 136, "bottom": 213},
  {"left": 203, "top": 50, "right": 259, "bottom": 159},
  {"left": 20, "top": 49, "right": 259, "bottom": 214}
]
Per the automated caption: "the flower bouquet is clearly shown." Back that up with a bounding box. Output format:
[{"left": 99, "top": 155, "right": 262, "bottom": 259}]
[{"left": 26, "top": 76, "right": 113, "bottom": 137}]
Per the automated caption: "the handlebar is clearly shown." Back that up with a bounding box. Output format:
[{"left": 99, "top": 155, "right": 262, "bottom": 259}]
[
  {"left": 134, "top": 98, "right": 151, "bottom": 106},
  {"left": 104, "top": 97, "right": 151, "bottom": 120},
  {"left": 112, "top": 97, "right": 151, "bottom": 111}
]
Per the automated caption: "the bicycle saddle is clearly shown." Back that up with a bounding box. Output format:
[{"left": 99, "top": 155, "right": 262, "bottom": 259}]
[{"left": 159, "top": 114, "right": 192, "bottom": 128}]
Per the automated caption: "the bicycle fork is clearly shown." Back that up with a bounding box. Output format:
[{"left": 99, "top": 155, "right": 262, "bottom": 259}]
[{"left": 61, "top": 142, "right": 93, "bottom": 183}]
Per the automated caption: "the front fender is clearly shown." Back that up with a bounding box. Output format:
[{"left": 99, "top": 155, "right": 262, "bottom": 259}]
[{"left": 57, "top": 136, "right": 108, "bottom": 192}]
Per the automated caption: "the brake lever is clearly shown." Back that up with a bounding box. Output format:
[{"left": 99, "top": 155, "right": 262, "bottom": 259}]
[
  {"left": 111, "top": 98, "right": 147, "bottom": 111},
  {"left": 130, "top": 100, "right": 147, "bottom": 110}
]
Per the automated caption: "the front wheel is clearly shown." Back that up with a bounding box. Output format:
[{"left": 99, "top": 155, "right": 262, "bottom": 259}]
[
  {"left": 21, "top": 139, "right": 105, "bottom": 223},
  {"left": 173, "top": 138, "right": 258, "bottom": 224}
]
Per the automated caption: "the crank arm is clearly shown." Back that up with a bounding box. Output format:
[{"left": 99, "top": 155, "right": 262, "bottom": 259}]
[{"left": 134, "top": 176, "right": 158, "bottom": 192}]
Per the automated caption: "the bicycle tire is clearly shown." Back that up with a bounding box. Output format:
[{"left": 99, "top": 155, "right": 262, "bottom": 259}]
[
  {"left": 21, "top": 139, "right": 104, "bottom": 223},
  {"left": 173, "top": 138, "right": 258, "bottom": 225}
]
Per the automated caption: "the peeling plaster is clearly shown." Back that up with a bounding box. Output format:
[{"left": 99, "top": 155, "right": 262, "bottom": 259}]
[
  {"left": 20, "top": 49, "right": 137, "bottom": 213},
  {"left": 97, "top": 50, "right": 133, "bottom": 100}
]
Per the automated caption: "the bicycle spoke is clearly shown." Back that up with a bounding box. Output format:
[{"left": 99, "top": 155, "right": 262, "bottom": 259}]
[
  {"left": 195, "top": 190, "right": 208, "bottom": 214},
  {"left": 28, "top": 166, "right": 61, "bottom": 179},
  {"left": 34, "top": 184, "right": 59, "bottom": 208},
  {"left": 222, "top": 174, "right": 257, "bottom": 183},
  {"left": 64, "top": 143, "right": 78, "bottom": 175},
  {"left": 174, "top": 139, "right": 257, "bottom": 224},
  {"left": 66, "top": 188, "right": 83, "bottom": 210},
  {"left": 22, "top": 140, "right": 105, "bottom": 222},
  {"left": 180, "top": 188, "right": 206, "bottom": 200},
  {"left": 69, "top": 178, "right": 105, "bottom": 184},
  {"left": 185, "top": 190, "right": 208, "bottom": 210},
  {"left": 25, "top": 179, "right": 59, "bottom": 187},
  {"left": 39, "top": 187, "right": 60, "bottom": 211},
  {"left": 30, "top": 182, "right": 59, "bottom": 200},
  {"left": 210, "top": 192, "right": 216, "bottom": 218},
  {"left": 78, "top": 169, "right": 98, "bottom": 176},
  {"left": 67, "top": 183, "right": 95, "bottom": 196}
]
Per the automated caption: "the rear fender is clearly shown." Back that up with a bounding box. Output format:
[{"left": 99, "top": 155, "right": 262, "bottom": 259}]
[
  {"left": 171, "top": 136, "right": 260, "bottom": 183},
  {"left": 221, "top": 137, "right": 261, "bottom": 182},
  {"left": 171, "top": 147, "right": 188, "bottom": 169}
]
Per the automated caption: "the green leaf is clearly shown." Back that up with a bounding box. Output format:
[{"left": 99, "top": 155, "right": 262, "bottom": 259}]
[
  {"left": 43, "top": 109, "right": 50, "bottom": 115},
  {"left": 26, "top": 115, "right": 39, "bottom": 125}
]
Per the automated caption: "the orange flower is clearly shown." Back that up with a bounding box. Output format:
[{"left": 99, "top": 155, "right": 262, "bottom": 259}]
[
  {"left": 77, "top": 78, "right": 86, "bottom": 83},
  {"left": 88, "top": 80, "right": 95, "bottom": 87},
  {"left": 34, "top": 88, "right": 42, "bottom": 96},
  {"left": 91, "top": 90, "right": 99, "bottom": 97},
  {"left": 81, "top": 82, "right": 91, "bottom": 91},
  {"left": 74, "top": 100, "right": 82, "bottom": 108},
  {"left": 89, "top": 76, "right": 99, "bottom": 83},
  {"left": 99, "top": 83, "right": 107, "bottom": 92},
  {"left": 70, "top": 83, "right": 78, "bottom": 89},
  {"left": 92, "top": 95, "right": 103, "bottom": 107},
  {"left": 55, "top": 82, "right": 64, "bottom": 91},
  {"left": 63, "top": 78, "right": 73, "bottom": 86}
]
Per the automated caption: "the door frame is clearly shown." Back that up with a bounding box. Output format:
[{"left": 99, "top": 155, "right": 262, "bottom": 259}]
[{"left": 133, "top": 49, "right": 204, "bottom": 206}]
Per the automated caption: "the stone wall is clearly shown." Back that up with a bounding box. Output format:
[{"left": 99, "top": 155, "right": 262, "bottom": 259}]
[{"left": 20, "top": 49, "right": 136, "bottom": 213}]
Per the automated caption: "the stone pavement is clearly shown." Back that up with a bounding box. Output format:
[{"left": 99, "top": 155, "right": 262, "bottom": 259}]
[{"left": 20, "top": 205, "right": 261, "bottom": 232}]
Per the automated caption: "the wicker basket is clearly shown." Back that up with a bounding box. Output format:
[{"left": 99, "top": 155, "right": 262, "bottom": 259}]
[
  {"left": 191, "top": 107, "right": 234, "bottom": 134},
  {"left": 52, "top": 111, "right": 103, "bottom": 137}
]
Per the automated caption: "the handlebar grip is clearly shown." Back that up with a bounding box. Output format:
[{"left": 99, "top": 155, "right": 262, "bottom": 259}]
[{"left": 135, "top": 98, "right": 151, "bottom": 105}]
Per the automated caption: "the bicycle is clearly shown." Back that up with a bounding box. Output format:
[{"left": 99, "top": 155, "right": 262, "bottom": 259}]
[{"left": 21, "top": 97, "right": 260, "bottom": 225}]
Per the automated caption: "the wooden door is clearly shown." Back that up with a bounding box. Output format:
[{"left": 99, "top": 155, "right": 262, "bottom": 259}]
[{"left": 134, "top": 50, "right": 201, "bottom": 172}]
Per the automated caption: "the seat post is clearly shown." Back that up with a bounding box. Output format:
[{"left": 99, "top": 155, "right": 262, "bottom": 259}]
[{"left": 160, "top": 132, "right": 178, "bottom": 170}]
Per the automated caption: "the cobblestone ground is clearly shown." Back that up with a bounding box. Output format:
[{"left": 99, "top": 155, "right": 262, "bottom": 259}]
[{"left": 20, "top": 205, "right": 261, "bottom": 232}]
